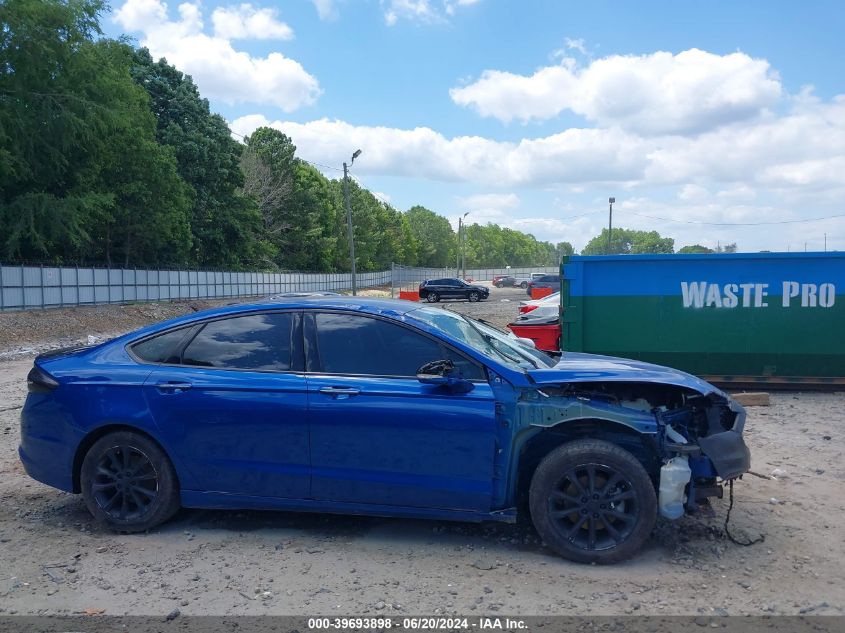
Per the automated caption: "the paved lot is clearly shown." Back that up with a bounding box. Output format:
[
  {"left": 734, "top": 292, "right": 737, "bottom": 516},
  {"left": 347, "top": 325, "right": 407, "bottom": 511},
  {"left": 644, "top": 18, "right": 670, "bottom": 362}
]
[{"left": 0, "top": 295, "right": 843, "bottom": 616}]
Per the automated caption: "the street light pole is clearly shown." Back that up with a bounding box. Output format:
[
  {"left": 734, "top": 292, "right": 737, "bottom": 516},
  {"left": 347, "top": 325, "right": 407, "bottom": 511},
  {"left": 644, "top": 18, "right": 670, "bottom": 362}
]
[
  {"left": 607, "top": 197, "right": 616, "bottom": 254},
  {"left": 459, "top": 212, "right": 469, "bottom": 279},
  {"left": 343, "top": 149, "right": 362, "bottom": 295},
  {"left": 456, "top": 216, "right": 462, "bottom": 275}
]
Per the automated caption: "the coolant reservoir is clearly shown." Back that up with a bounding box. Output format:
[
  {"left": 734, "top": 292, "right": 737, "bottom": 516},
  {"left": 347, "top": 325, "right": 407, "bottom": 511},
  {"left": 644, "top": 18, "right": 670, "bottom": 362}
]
[{"left": 659, "top": 455, "right": 691, "bottom": 519}]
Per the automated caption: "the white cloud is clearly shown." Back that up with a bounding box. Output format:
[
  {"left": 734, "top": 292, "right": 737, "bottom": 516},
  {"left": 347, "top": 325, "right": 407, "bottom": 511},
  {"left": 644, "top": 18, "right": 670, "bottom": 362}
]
[
  {"left": 229, "top": 115, "right": 649, "bottom": 185},
  {"left": 211, "top": 4, "right": 294, "bottom": 40},
  {"left": 458, "top": 193, "right": 520, "bottom": 210},
  {"left": 381, "top": 0, "right": 480, "bottom": 25},
  {"left": 230, "top": 93, "right": 845, "bottom": 195},
  {"left": 561, "top": 37, "right": 588, "bottom": 56},
  {"left": 311, "top": 0, "right": 337, "bottom": 20},
  {"left": 450, "top": 48, "right": 782, "bottom": 134},
  {"left": 114, "top": 0, "right": 320, "bottom": 111}
]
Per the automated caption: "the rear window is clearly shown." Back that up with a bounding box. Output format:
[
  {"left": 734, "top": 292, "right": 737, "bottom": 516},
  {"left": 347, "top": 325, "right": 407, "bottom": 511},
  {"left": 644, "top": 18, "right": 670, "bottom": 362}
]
[
  {"left": 131, "top": 327, "right": 195, "bottom": 364},
  {"left": 540, "top": 275, "right": 558, "bottom": 282}
]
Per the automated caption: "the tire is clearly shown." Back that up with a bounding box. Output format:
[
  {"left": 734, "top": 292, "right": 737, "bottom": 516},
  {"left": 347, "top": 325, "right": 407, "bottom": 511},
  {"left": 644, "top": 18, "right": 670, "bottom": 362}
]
[
  {"left": 520, "top": 281, "right": 528, "bottom": 289},
  {"left": 426, "top": 292, "right": 440, "bottom": 303},
  {"left": 468, "top": 291, "right": 480, "bottom": 302},
  {"left": 529, "top": 439, "right": 657, "bottom": 564},
  {"left": 81, "top": 430, "right": 180, "bottom": 533}
]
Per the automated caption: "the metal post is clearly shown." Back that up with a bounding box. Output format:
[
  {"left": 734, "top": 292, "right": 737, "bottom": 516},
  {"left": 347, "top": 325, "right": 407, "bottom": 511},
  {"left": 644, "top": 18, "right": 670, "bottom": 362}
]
[
  {"left": 456, "top": 217, "right": 462, "bottom": 275},
  {"left": 607, "top": 197, "right": 616, "bottom": 254},
  {"left": 390, "top": 262, "right": 395, "bottom": 298},
  {"left": 343, "top": 161, "right": 357, "bottom": 296}
]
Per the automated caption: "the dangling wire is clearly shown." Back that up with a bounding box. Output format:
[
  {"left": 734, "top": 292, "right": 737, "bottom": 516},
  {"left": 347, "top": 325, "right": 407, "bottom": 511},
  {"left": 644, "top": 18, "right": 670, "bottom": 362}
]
[{"left": 723, "top": 479, "right": 765, "bottom": 546}]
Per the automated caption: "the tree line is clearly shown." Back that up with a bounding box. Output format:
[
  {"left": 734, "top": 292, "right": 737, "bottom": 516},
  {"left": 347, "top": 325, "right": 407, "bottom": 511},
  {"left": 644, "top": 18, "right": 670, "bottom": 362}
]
[
  {"left": 0, "top": 0, "right": 730, "bottom": 273},
  {"left": 0, "top": 0, "right": 569, "bottom": 272}
]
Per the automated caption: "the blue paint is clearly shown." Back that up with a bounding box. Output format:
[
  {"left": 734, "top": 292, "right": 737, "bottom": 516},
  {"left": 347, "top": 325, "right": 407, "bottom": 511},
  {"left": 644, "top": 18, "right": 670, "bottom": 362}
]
[
  {"left": 18, "top": 297, "right": 745, "bottom": 523},
  {"left": 565, "top": 252, "right": 845, "bottom": 298}
]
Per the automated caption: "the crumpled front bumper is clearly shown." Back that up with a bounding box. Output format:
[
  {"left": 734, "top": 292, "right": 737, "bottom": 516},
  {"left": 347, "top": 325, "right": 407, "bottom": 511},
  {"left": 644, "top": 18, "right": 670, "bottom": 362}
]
[{"left": 696, "top": 398, "right": 751, "bottom": 480}]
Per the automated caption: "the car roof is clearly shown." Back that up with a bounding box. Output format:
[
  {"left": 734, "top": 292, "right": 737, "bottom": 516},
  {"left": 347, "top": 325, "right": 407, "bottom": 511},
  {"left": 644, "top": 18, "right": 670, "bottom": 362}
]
[{"left": 113, "top": 296, "right": 424, "bottom": 344}]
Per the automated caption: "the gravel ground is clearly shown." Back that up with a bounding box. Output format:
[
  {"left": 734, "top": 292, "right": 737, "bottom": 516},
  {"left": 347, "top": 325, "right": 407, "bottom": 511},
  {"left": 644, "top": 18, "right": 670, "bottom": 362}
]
[{"left": 0, "top": 291, "right": 843, "bottom": 616}]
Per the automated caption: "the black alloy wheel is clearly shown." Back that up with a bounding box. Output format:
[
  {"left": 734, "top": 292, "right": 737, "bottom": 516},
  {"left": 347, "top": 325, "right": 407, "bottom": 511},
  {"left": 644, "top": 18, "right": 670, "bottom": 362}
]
[
  {"left": 529, "top": 439, "right": 657, "bottom": 564},
  {"left": 81, "top": 430, "right": 180, "bottom": 532}
]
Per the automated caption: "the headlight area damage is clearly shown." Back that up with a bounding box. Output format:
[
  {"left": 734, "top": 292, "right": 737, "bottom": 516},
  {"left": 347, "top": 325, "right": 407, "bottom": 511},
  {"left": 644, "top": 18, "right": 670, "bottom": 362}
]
[{"left": 510, "top": 382, "right": 751, "bottom": 520}]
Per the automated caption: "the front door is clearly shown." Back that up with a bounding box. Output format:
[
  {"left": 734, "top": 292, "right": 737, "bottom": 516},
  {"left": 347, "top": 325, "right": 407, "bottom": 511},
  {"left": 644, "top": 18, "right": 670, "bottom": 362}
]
[
  {"left": 304, "top": 311, "right": 497, "bottom": 512},
  {"left": 142, "top": 311, "right": 310, "bottom": 499}
]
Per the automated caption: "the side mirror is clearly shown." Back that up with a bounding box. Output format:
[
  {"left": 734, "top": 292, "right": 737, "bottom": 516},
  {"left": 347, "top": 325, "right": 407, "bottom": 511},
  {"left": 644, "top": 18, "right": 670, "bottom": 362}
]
[{"left": 416, "top": 359, "right": 474, "bottom": 393}]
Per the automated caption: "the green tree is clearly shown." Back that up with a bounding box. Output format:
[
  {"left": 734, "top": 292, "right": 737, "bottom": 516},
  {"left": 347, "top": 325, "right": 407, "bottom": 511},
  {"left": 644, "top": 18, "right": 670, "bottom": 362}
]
[
  {"left": 404, "top": 205, "right": 455, "bottom": 267},
  {"left": 460, "top": 222, "right": 558, "bottom": 267},
  {"left": 0, "top": 0, "right": 191, "bottom": 265},
  {"left": 678, "top": 244, "right": 714, "bottom": 254},
  {"left": 582, "top": 228, "right": 675, "bottom": 255},
  {"left": 131, "top": 49, "right": 270, "bottom": 268},
  {"left": 557, "top": 241, "right": 575, "bottom": 257}
]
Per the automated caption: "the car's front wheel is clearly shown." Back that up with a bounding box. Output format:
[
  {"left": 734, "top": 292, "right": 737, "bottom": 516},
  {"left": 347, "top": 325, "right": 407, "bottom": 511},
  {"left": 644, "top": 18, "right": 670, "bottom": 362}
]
[
  {"left": 529, "top": 439, "right": 657, "bottom": 564},
  {"left": 520, "top": 281, "right": 528, "bottom": 289},
  {"left": 468, "top": 291, "right": 480, "bottom": 302},
  {"left": 426, "top": 292, "right": 440, "bottom": 303},
  {"left": 80, "top": 430, "right": 180, "bottom": 533}
]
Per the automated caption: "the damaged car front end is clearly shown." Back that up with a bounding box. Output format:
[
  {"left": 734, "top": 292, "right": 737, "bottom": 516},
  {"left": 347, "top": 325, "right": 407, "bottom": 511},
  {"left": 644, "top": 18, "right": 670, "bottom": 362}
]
[{"left": 515, "top": 355, "right": 751, "bottom": 516}]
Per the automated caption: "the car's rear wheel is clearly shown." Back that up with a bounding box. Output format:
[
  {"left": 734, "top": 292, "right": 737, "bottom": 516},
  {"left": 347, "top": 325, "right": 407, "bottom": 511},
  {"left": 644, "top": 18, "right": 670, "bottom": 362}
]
[
  {"left": 426, "top": 291, "right": 440, "bottom": 303},
  {"left": 468, "top": 291, "right": 480, "bottom": 302},
  {"left": 81, "top": 430, "right": 180, "bottom": 533},
  {"left": 529, "top": 439, "right": 657, "bottom": 564},
  {"left": 520, "top": 281, "right": 528, "bottom": 289}
]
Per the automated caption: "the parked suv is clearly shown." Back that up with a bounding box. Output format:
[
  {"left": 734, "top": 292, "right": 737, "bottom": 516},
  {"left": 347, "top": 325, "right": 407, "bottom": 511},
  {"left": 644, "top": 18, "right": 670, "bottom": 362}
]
[
  {"left": 527, "top": 274, "right": 561, "bottom": 296},
  {"left": 419, "top": 278, "right": 490, "bottom": 302}
]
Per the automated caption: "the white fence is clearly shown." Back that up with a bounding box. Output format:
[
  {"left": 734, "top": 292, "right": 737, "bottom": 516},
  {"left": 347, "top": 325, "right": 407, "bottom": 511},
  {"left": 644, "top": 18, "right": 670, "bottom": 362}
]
[
  {"left": 0, "top": 263, "right": 558, "bottom": 311},
  {"left": 0, "top": 264, "right": 392, "bottom": 311}
]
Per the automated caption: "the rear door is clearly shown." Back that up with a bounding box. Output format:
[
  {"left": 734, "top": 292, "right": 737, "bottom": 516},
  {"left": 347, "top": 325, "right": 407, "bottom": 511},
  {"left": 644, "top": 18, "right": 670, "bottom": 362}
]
[
  {"left": 305, "top": 311, "right": 497, "bottom": 512},
  {"left": 141, "top": 311, "right": 310, "bottom": 499}
]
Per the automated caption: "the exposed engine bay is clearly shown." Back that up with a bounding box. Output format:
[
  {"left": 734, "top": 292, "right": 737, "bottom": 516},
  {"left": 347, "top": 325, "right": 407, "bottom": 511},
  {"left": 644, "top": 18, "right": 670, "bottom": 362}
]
[{"left": 522, "top": 381, "right": 751, "bottom": 519}]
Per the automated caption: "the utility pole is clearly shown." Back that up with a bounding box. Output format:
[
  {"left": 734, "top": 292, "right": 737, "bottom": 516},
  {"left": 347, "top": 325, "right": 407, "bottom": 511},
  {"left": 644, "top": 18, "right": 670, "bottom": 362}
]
[
  {"left": 457, "top": 216, "right": 462, "bottom": 276},
  {"left": 825, "top": 233, "right": 827, "bottom": 252},
  {"left": 607, "top": 197, "right": 616, "bottom": 254},
  {"left": 343, "top": 149, "right": 362, "bottom": 295},
  {"left": 458, "top": 212, "right": 469, "bottom": 278}
]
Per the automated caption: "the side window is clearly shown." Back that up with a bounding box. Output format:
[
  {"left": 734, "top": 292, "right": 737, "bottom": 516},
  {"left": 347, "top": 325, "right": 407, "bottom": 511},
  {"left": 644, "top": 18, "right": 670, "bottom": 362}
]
[
  {"left": 182, "top": 313, "right": 294, "bottom": 371},
  {"left": 441, "top": 347, "right": 486, "bottom": 381},
  {"left": 315, "top": 313, "right": 445, "bottom": 377},
  {"left": 131, "top": 326, "right": 196, "bottom": 364}
]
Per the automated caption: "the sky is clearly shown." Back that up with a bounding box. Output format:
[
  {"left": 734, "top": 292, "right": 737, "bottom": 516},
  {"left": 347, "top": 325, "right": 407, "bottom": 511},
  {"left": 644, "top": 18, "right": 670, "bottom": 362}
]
[{"left": 106, "top": 0, "right": 845, "bottom": 253}]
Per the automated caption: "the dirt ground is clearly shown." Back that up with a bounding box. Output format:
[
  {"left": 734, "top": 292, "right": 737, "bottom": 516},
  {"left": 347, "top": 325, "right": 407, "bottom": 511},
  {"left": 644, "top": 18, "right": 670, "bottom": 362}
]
[{"left": 1, "top": 288, "right": 843, "bottom": 616}]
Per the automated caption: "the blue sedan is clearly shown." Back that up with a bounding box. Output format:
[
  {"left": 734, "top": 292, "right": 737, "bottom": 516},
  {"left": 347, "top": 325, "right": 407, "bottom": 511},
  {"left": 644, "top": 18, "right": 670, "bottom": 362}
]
[{"left": 19, "top": 297, "right": 750, "bottom": 563}]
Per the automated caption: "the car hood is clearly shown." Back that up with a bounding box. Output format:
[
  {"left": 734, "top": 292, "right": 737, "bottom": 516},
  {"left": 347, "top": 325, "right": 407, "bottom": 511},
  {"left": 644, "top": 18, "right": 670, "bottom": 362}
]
[
  {"left": 527, "top": 352, "right": 721, "bottom": 396},
  {"left": 468, "top": 285, "right": 489, "bottom": 292}
]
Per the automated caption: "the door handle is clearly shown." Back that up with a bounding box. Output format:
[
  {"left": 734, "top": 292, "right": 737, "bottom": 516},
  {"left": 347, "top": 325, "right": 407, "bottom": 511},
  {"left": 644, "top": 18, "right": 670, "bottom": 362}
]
[
  {"left": 318, "top": 386, "right": 361, "bottom": 397},
  {"left": 155, "top": 382, "right": 193, "bottom": 393}
]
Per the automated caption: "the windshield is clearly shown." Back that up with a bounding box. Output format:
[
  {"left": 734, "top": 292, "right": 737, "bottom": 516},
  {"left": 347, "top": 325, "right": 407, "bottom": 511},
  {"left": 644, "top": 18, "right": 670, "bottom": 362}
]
[{"left": 408, "top": 307, "right": 556, "bottom": 370}]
